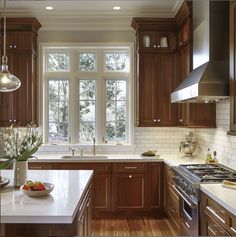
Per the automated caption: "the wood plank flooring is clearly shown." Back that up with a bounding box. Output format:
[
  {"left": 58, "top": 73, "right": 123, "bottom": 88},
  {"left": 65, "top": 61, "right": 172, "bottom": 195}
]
[{"left": 92, "top": 217, "right": 178, "bottom": 236}]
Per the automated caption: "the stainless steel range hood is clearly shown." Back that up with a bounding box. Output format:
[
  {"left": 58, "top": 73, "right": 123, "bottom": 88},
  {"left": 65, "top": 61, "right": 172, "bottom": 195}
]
[{"left": 171, "top": 0, "right": 229, "bottom": 103}]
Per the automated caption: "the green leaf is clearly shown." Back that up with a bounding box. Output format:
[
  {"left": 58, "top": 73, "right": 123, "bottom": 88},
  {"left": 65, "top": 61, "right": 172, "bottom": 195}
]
[{"left": 0, "top": 159, "right": 13, "bottom": 169}]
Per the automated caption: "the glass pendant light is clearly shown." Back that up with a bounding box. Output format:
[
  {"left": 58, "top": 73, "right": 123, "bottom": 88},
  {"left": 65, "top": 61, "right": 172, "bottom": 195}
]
[{"left": 0, "top": 0, "right": 21, "bottom": 92}]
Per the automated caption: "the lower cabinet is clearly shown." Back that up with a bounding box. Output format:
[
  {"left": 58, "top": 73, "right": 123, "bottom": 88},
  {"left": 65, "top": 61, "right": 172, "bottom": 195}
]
[
  {"left": 164, "top": 164, "right": 180, "bottom": 234},
  {"left": 77, "top": 184, "right": 92, "bottom": 236},
  {"left": 29, "top": 161, "right": 164, "bottom": 217},
  {"left": 201, "top": 192, "right": 236, "bottom": 236},
  {"left": 112, "top": 173, "right": 147, "bottom": 211}
]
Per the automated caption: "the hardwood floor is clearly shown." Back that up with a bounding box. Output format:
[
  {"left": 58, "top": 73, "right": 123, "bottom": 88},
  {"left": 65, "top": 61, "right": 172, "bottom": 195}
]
[{"left": 92, "top": 217, "right": 178, "bottom": 236}]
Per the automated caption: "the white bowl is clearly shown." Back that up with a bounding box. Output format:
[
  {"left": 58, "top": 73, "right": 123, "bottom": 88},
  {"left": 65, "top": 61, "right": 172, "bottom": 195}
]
[{"left": 20, "top": 182, "right": 54, "bottom": 197}]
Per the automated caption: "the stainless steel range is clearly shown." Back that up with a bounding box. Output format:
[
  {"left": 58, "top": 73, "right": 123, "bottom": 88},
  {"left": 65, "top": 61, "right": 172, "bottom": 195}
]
[{"left": 172, "top": 163, "right": 236, "bottom": 236}]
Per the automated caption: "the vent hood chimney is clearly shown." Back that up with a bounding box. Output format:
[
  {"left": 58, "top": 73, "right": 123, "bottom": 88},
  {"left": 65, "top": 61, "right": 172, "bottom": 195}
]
[{"left": 171, "top": 0, "right": 229, "bottom": 103}]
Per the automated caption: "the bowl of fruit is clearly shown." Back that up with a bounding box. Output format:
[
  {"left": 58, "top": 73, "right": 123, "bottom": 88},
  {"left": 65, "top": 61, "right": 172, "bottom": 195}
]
[{"left": 20, "top": 180, "right": 54, "bottom": 197}]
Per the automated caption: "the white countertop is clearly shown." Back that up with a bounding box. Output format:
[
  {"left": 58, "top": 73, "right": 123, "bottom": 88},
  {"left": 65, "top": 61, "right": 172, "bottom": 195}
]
[
  {"left": 200, "top": 183, "right": 236, "bottom": 216},
  {"left": 31, "top": 152, "right": 206, "bottom": 166},
  {"left": 0, "top": 170, "right": 93, "bottom": 224}
]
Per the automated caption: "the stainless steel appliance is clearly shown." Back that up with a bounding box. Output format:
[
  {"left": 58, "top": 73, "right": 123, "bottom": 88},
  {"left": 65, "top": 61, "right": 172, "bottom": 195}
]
[
  {"left": 172, "top": 164, "right": 236, "bottom": 236},
  {"left": 179, "top": 131, "right": 197, "bottom": 157},
  {"left": 171, "top": 1, "right": 229, "bottom": 103}
]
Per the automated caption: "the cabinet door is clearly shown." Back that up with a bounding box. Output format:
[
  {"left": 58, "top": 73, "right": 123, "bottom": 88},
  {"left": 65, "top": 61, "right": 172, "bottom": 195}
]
[
  {"left": 138, "top": 52, "right": 157, "bottom": 126},
  {"left": 148, "top": 163, "right": 163, "bottom": 213},
  {"left": 93, "top": 173, "right": 111, "bottom": 212},
  {"left": 12, "top": 52, "right": 37, "bottom": 125},
  {"left": 5, "top": 31, "right": 34, "bottom": 51},
  {"left": 157, "top": 53, "right": 178, "bottom": 125},
  {"left": 112, "top": 173, "right": 147, "bottom": 211},
  {"left": 0, "top": 92, "right": 13, "bottom": 126}
]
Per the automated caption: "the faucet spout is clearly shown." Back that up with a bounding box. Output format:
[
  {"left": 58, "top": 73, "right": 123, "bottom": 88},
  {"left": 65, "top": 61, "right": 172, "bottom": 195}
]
[
  {"left": 69, "top": 147, "right": 75, "bottom": 157},
  {"left": 93, "top": 138, "right": 96, "bottom": 155}
]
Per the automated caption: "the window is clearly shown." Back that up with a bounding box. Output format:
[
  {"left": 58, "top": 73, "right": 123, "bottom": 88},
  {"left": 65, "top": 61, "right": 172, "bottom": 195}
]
[
  {"left": 48, "top": 80, "right": 69, "bottom": 143},
  {"left": 43, "top": 45, "right": 131, "bottom": 144},
  {"left": 105, "top": 80, "right": 126, "bottom": 142}
]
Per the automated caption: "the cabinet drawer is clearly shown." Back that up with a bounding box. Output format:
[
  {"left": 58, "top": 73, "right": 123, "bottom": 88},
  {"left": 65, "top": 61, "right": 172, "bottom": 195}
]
[
  {"left": 58, "top": 162, "right": 110, "bottom": 173},
  {"left": 28, "top": 163, "right": 57, "bottom": 170},
  {"left": 205, "top": 197, "right": 228, "bottom": 227},
  {"left": 112, "top": 163, "right": 147, "bottom": 173},
  {"left": 205, "top": 212, "right": 231, "bottom": 236}
]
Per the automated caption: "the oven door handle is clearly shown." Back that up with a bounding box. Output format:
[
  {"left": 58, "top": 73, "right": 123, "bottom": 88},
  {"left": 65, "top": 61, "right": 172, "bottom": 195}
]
[{"left": 172, "top": 185, "right": 195, "bottom": 208}]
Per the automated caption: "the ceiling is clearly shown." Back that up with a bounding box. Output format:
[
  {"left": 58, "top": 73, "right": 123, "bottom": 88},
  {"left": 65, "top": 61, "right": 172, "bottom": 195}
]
[{"left": 4, "top": 0, "right": 184, "bottom": 31}]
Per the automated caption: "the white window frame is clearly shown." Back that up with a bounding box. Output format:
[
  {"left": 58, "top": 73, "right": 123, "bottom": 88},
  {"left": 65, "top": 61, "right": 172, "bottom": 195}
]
[{"left": 39, "top": 43, "right": 134, "bottom": 145}]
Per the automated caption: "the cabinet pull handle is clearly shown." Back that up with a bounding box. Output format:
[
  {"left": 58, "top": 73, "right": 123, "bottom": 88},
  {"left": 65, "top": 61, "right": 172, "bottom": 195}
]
[
  {"left": 170, "top": 207, "right": 175, "bottom": 213},
  {"left": 128, "top": 175, "right": 132, "bottom": 178},
  {"left": 208, "top": 225, "right": 217, "bottom": 236},
  {"left": 124, "top": 166, "right": 137, "bottom": 169},
  {"left": 184, "top": 221, "right": 190, "bottom": 229},
  {"left": 157, "top": 119, "right": 160, "bottom": 122},
  {"left": 87, "top": 198, "right": 90, "bottom": 207},
  {"left": 230, "top": 227, "right": 236, "bottom": 234},
  {"left": 179, "top": 118, "right": 183, "bottom": 122},
  {"left": 80, "top": 216, "right": 84, "bottom": 224},
  {"left": 30, "top": 166, "right": 42, "bottom": 169},
  {"left": 206, "top": 206, "right": 225, "bottom": 224}
]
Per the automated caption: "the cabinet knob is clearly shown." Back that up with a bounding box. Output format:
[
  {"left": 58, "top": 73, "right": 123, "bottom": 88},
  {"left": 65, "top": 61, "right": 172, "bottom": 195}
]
[
  {"left": 128, "top": 175, "right": 132, "bottom": 179},
  {"left": 153, "top": 119, "right": 157, "bottom": 122},
  {"left": 157, "top": 45, "right": 161, "bottom": 48},
  {"left": 179, "top": 118, "right": 183, "bottom": 122},
  {"left": 157, "top": 119, "right": 160, "bottom": 122},
  {"left": 9, "top": 45, "right": 13, "bottom": 48},
  {"left": 153, "top": 45, "right": 157, "bottom": 48},
  {"left": 14, "top": 45, "right": 16, "bottom": 48}
]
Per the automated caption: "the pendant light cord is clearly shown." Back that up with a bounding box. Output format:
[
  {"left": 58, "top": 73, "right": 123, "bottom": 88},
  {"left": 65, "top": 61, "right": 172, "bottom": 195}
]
[{"left": 2, "top": 0, "right": 7, "bottom": 64}]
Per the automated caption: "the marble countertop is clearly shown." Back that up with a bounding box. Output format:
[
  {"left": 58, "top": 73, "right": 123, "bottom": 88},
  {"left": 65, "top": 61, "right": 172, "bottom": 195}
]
[
  {"left": 200, "top": 183, "right": 236, "bottom": 216},
  {"left": 0, "top": 170, "right": 93, "bottom": 224}
]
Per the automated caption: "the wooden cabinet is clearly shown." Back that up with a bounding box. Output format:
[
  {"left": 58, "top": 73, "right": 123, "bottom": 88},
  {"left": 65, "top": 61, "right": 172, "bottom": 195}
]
[
  {"left": 148, "top": 162, "right": 163, "bottom": 214},
  {"left": 201, "top": 192, "right": 236, "bottom": 236},
  {"left": 29, "top": 161, "right": 164, "bottom": 217},
  {"left": 132, "top": 18, "right": 178, "bottom": 127},
  {"left": 164, "top": 164, "right": 181, "bottom": 234},
  {"left": 57, "top": 162, "right": 112, "bottom": 216},
  {"left": 77, "top": 184, "right": 92, "bottom": 236},
  {"left": 176, "top": 2, "right": 216, "bottom": 128},
  {"left": 112, "top": 163, "right": 147, "bottom": 212},
  {"left": 0, "top": 18, "right": 41, "bottom": 127},
  {"left": 132, "top": 7, "right": 216, "bottom": 128},
  {"left": 229, "top": 0, "right": 236, "bottom": 134},
  {"left": 138, "top": 52, "right": 178, "bottom": 126}
]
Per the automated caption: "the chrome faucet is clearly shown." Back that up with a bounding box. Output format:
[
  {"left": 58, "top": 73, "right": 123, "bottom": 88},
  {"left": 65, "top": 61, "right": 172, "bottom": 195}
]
[
  {"left": 69, "top": 147, "right": 75, "bottom": 157},
  {"left": 93, "top": 138, "right": 96, "bottom": 155}
]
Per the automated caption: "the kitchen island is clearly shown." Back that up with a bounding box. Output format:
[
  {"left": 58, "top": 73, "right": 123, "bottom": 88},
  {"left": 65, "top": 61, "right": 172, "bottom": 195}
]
[{"left": 0, "top": 169, "right": 93, "bottom": 236}]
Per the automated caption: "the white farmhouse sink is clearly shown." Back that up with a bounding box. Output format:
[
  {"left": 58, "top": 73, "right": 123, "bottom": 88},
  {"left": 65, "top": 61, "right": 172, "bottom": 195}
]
[{"left": 61, "top": 155, "right": 108, "bottom": 160}]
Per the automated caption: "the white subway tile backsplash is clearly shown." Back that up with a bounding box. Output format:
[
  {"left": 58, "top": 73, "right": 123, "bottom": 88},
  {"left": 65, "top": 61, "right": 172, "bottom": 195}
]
[{"left": 134, "top": 100, "right": 236, "bottom": 169}]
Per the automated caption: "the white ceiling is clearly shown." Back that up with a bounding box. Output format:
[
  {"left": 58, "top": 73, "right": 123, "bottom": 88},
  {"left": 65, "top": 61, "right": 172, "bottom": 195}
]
[{"left": 4, "top": 0, "right": 184, "bottom": 31}]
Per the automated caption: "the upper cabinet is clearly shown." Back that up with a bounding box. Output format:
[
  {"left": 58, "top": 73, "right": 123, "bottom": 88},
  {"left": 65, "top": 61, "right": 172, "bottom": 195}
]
[
  {"left": 132, "top": 1, "right": 216, "bottom": 128},
  {"left": 229, "top": 0, "right": 236, "bottom": 134},
  {"left": 0, "top": 18, "right": 41, "bottom": 126}
]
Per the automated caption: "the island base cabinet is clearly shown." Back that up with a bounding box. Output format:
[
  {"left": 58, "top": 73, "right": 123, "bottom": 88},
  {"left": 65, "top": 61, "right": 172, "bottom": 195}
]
[{"left": 3, "top": 185, "right": 92, "bottom": 237}]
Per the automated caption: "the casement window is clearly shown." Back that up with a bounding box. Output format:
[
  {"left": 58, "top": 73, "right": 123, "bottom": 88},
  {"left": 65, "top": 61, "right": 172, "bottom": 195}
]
[{"left": 42, "top": 45, "right": 132, "bottom": 144}]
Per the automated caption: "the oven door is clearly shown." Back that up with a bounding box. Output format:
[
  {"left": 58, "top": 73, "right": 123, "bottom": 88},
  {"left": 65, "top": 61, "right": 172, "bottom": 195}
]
[{"left": 173, "top": 186, "right": 199, "bottom": 236}]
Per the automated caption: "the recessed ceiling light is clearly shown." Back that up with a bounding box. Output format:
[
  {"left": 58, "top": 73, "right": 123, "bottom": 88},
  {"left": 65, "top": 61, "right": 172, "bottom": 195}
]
[
  {"left": 45, "top": 6, "right": 54, "bottom": 11},
  {"left": 113, "top": 6, "right": 121, "bottom": 10}
]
